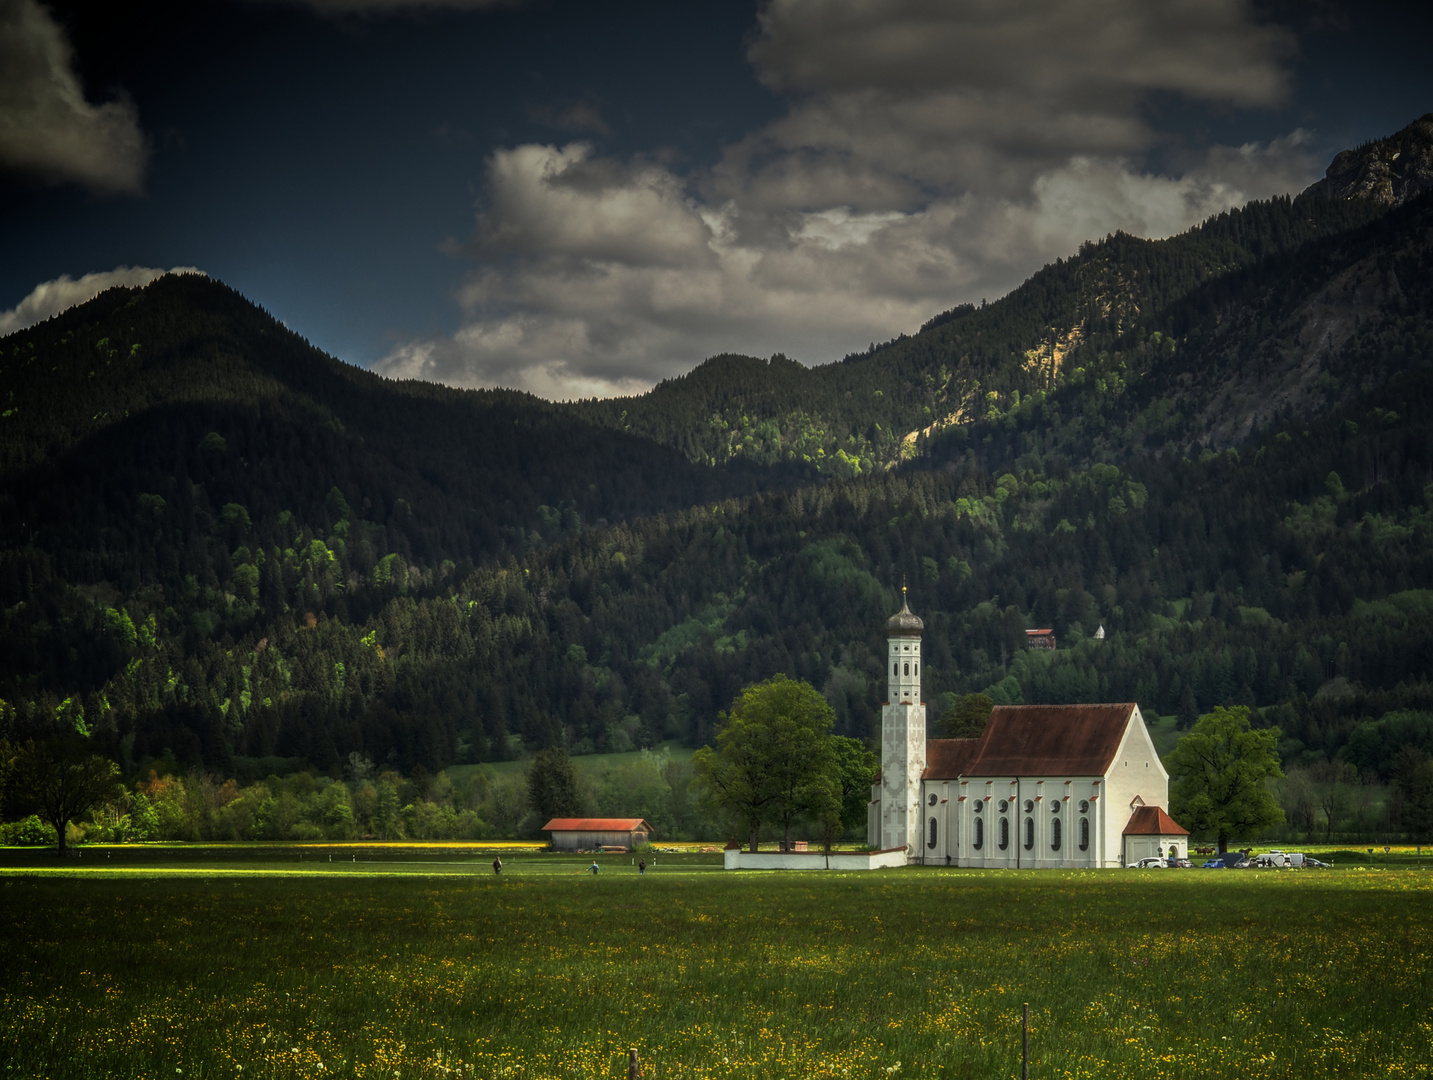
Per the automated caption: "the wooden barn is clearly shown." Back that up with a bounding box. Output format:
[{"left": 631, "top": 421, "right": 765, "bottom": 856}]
[
  {"left": 1025, "top": 628, "right": 1057, "bottom": 650},
  {"left": 543, "top": 817, "right": 653, "bottom": 852}
]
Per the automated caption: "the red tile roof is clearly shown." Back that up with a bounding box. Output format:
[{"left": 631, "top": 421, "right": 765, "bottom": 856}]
[
  {"left": 543, "top": 818, "right": 652, "bottom": 832},
  {"left": 923, "top": 738, "right": 982, "bottom": 779},
  {"left": 956, "top": 703, "right": 1138, "bottom": 777},
  {"left": 1025, "top": 629, "right": 1055, "bottom": 636},
  {"left": 1122, "top": 805, "right": 1189, "bottom": 836}
]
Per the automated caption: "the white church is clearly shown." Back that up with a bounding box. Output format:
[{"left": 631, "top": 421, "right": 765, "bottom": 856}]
[{"left": 868, "top": 590, "right": 1189, "bottom": 868}]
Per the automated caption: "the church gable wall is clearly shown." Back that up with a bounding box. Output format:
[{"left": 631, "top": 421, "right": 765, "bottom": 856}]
[{"left": 1102, "top": 705, "right": 1168, "bottom": 866}]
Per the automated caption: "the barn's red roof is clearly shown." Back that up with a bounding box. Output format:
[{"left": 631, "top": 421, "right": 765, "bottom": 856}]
[
  {"left": 542, "top": 818, "right": 653, "bottom": 832},
  {"left": 956, "top": 703, "right": 1138, "bottom": 777},
  {"left": 1122, "top": 805, "right": 1189, "bottom": 836},
  {"left": 923, "top": 738, "right": 982, "bottom": 779}
]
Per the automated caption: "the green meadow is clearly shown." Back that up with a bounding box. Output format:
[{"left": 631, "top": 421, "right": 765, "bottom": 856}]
[{"left": 2, "top": 848, "right": 1431, "bottom": 1080}]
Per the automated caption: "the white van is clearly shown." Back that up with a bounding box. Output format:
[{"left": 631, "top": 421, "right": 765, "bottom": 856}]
[{"left": 1257, "top": 851, "right": 1304, "bottom": 868}]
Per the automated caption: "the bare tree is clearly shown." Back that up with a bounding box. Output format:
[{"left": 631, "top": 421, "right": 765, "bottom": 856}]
[
  {"left": 1280, "top": 767, "right": 1317, "bottom": 838},
  {"left": 1308, "top": 759, "right": 1358, "bottom": 842}
]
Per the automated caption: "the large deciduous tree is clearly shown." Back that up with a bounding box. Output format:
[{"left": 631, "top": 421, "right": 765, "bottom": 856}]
[
  {"left": 1167, "top": 706, "right": 1285, "bottom": 853},
  {"left": 822, "top": 735, "right": 878, "bottom": 854},
  {"left": 692, "top": 674, "right": 838, "bottom": 853},
  {"left": 7, "top": 737, "right": 121, "bottom": 855},
  {"left": 938, "top": 693, "right": 994, "bottom": 738},
  {"left": 831, "top": 736, "right": 878, "bottom": 836},
  {"left": 1391, "top": 745, "right": 1433, "bottom": 843},
  {"left": 527, "top": 746, "right": 581, "bottom": 825}
]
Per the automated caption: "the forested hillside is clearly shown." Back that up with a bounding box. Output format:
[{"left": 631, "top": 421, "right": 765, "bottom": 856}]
[
  {"left": 570, "top": 194, "right": 1384, "bottom": 475},
  {"left": 1, "top": 118, "right": 1432, "bottom": 814}
]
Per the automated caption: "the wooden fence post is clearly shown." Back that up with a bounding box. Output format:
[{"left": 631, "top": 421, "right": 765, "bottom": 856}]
[
  {"left": 1022, "top": 1002, "right": 1029, "bottom": 1080},
  {"left": 628, "top": 1047, "right": 641, "bottom": 1080}
]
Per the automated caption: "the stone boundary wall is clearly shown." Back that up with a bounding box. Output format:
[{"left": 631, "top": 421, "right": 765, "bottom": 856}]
[{"left": 722, "top": 847, "right": 908, "bottom": 871}]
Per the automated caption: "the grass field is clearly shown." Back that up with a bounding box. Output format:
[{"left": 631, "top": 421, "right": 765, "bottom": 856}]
[{"left": 2, "top": 847, "right": 1431, "bottom": 1080}]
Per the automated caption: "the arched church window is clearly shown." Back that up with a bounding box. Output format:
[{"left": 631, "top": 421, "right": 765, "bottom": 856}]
[
  {"left": 998, "top": 800, "right": 1008, "bottom": 814},
  {"left": 972, "top": 799, "right": 982, "bottom": 813},
  {"left": 928, "top": 793, "right": 937, "bottom": 806},
  {"left": 903, "top": 662, "right": 909, "bottom": 676},
  {"left": 1050, "top": 801, "right": 1060, "bottom": 814},
  {"left": 1023, "top": 817, "right": 1034, "bottom": 850},
  {"left": 1051, "top": 819, "right": 1061, "bottom": 851},
  {"left": 1079, "top": 800, "right": 1090, "bottom": 814},
  {"left": 893, "top": 662, "right": 899, "bottom": 676},
  {"left": 1079, "top": 818, "right": 1089, "bottom": 851},
  {"left": 914, "top": 663, "right": 918, "bottom": 676},
  {"left": 998, "top": 817, "right": 1009, "bottom": 850},
  {"left": 927, "top": 818, "right": 938, "bottom": 849},
  {"left": 1023, "top": 799, "right": 1034, "bottom": 814},
  {"left": 973, "top": 818, "right": 983, "bottom": 850}
]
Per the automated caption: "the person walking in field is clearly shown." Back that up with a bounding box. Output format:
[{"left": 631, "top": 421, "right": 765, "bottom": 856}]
[
  {"left": 638, "top": 858, "right": 646, "bottom": 876},
  {"left": 492, "top": 857, "right": 502, "bottom": 875},
  {"left": 590, "top": 861, "right": 600, "bottom": 875}
]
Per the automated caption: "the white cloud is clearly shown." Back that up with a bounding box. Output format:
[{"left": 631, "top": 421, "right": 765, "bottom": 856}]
[
  {"left": 0, "top": 266, "right": 205, "bottom": 337},
  {"left": 381, "top": 0, "right": 1322, "bottom": 399},
  {"left": 0, "top": 0, "right": 148, "bottom": 195}
]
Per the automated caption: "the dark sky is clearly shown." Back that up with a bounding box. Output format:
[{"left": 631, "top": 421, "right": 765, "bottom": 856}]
[{"left": 2, "top": 0, "right": 1430, "bottom": 399}]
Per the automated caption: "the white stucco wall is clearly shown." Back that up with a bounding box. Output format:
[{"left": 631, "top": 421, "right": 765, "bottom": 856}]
[
  {"left": 925, "top": 776, "right": 1104, "bottom": 868},
  {"left": 879, "top": 700, "right": 925, "bottom": 854},
  {"left": 1102, "top": 705, "right": 1168, "bottom": 868},
  {"left": 888, "top": 636, "right": 922, "bottom": 704},
  {"left": 724, "top": 848, "right": 908, "bottom": 871}
]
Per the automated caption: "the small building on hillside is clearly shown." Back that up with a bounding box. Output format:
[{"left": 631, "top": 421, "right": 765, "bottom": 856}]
[
  {"left": 543, "top": 817, "right": 653, "bottom": 852},
  {"left": 1025, "top": 628, "right": 1057, "bottom": 650}
]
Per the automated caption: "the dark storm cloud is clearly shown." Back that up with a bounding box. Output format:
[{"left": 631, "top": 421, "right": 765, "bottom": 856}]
[
  {"left": 729, "top": 0, "right": 1297, "bottom": 206},
  {"left": 750, "top": 0, "right": 1292, "bottom": 103},
  {"left": 0, "top": 0, "right": 148, "bottom": 195},
  {"left": 261, "top": 0, "right": 519, "bottom": 11}
]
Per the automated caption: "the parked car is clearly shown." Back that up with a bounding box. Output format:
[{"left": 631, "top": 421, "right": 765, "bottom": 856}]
[
  {"left": 1171, "top": 857, "right": 1193, "bottom": 868},
  {"left": 1129, "top": 857, "right": 1167, "bottom": 869},
  {"left": 1201, "top": 858, "right": 1227, "bottom": 869},
  {"left": 1305, "top": 857, "right": 1332, "bottom": 868}
]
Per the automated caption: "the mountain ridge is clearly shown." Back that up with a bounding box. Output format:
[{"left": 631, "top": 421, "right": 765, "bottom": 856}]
[{"left": 1, "top": 113, "right": 1431, "bottom": 789}]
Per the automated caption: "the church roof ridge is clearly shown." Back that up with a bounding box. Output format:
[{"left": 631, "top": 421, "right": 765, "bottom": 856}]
[
  {"left": 923, "top": 737, "right": 982, "bottom": 780},
  {"left": 956, "top": 702, "right": 1138, "bottom": 777}
]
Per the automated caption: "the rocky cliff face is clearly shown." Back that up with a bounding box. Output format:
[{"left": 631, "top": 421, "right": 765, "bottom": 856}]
[{"left": 1304, "top": 112, "right": 1433, "bottom": 206}]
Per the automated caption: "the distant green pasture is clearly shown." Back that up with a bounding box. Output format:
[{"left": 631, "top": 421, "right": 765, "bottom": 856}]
[
  {"left": 2, "top": 849, "right": 1430, "bottom": 1079},
  {"left": 444, "top": 741, "right": 695, "bottom": 781}
]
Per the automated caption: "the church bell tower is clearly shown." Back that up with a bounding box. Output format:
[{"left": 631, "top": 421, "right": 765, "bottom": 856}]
[{"left": 880, "top": 587, "right": 926, "bottom": 856}]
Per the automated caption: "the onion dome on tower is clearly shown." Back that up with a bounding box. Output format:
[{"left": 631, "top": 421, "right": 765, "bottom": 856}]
[{"left": 887, "top": 588, "right": 924, "bottom": 637}]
